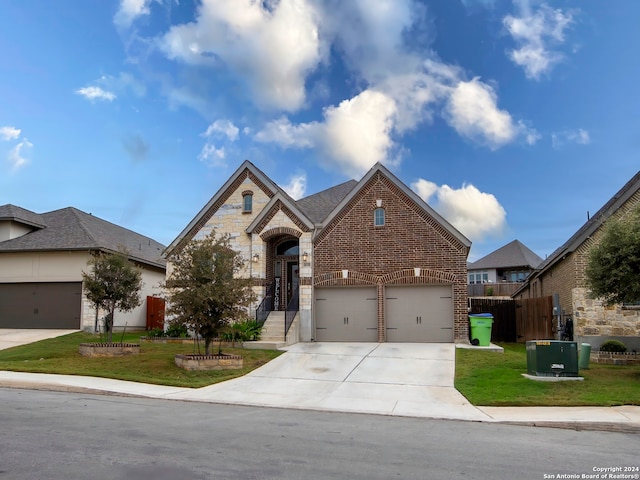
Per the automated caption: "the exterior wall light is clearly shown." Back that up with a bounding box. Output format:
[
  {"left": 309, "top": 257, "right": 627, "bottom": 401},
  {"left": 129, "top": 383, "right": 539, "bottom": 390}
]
[
  {"left": 302, "top": 252, "right": 309, "bottom": 262},
  {"left": 252, "top": 253, "right": 259, "bottom": 263}
]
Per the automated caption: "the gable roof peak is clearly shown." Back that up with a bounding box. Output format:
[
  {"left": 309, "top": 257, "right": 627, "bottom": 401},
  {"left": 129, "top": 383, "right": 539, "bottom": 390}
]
[{"left": 469, "top": 239, "right": 543, "bottom": 270}]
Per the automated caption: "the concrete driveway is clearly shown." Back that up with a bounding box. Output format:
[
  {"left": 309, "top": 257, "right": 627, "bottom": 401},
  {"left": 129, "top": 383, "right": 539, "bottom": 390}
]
[
  {"left": 0, "top": 329, "right": 78, "bottom": 351},
  {"left": 175, "top": 342, "right": 488, "bottom": 421}
]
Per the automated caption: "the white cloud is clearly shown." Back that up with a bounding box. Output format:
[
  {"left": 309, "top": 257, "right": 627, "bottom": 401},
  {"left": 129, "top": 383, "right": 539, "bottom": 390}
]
[
  {"left": 283, "top": 173, "right": 307, "bottom": 200},
  {"left": 552, "top": 128, "right": 591, "bottom": 149},
  {"left": 443, "top": 78, "right": 521, "bottom": 149},
  {"left": 98, "top": 72, "right": 147, "bottom": 97},
  {"left": 8, "top": 138, "right": 33, "bottom": 172},
  {"left": 322, "top": 89, "right": 398, "bottom": 176},
  {"left": 503, "top": 3, "right": 574, "bottom": 80},
  {"left": 202, "top": 119, "right": 240, "bottom": 142},
  {"left": 114, "top": 0, "right": 152, "bottom": 28},
  {"left": 198, "top": 143, "right": 226, "bottom": 167},
  {"left": 75, "top": 86, "right": 116, "bottom": 102},
  {"left": 256, "top": 89, "right": 399, "bottom": 177},
  {"left": 0, "top": 126, "right": 21, "bottom": 141},
  {"left": 157, "top": 0, "right": 537, "bottom": 176},
  {"left": 160, "top": 0, "right": 322, "bottom": 111},
  {"left": 412, "top": 178, "right": 506, "bottom": 241}
]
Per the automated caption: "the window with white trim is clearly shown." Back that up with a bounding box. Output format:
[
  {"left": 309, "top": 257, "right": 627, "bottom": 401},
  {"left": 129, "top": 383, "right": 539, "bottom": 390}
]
[{"left": 374, "top": 207, "right": 385, "bottom": 226}]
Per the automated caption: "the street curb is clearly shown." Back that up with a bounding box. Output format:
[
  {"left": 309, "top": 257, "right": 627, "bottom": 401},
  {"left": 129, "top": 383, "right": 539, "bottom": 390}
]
[{"left": 2, "top": 381, "right": 639, "bottom": 434}]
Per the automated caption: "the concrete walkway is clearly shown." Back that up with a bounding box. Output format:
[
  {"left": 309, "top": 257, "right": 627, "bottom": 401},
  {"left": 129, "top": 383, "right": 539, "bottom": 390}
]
[
  {"left": 1, "top": 331, "right": 639, "bottom": 432},
  {"left": 0, "top": 329, "right": 78, "bottom": 351}
]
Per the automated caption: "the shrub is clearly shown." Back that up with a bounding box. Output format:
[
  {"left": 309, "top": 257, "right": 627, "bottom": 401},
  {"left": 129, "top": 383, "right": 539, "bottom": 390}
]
[
  {"left": 221, "top": 319, "right": 262, "bottom": 343},
  {"left": 600, "top": 340, "right": 628, "bottom": 353},
  {"left": 165, "top": 322, "right": 189, "bottom": 338},
  {"left": 146, "top": 328, "right": 165, "bottom": 338}
]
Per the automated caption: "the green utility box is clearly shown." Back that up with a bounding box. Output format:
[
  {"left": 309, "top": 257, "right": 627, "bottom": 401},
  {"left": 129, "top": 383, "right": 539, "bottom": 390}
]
[
  {"left": 526, "top": 340, "right": 579, "bottom": 377},
  {"left": 469, "top": 313, "right": 494, "bottom": 346}
]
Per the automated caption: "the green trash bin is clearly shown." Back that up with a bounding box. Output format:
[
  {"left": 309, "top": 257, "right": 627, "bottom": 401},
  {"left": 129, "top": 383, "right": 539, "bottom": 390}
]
[
  {"left": 469, "top": 313, "right": 494, "bottom": 346},
  {"left": 579, "top": 343, "right": 591, "bottom": 370}
]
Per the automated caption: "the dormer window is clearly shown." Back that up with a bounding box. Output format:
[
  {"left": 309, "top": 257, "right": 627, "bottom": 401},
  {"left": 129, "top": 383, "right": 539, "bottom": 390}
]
[
  {"left": 374, "top": 207, "right": 385, "bottom": 227},
  {"left": 242, "top": 191, "right": 253, "bottom": 213}
]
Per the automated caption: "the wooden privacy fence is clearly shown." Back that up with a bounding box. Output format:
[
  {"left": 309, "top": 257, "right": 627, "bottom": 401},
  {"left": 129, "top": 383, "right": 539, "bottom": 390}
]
[
  {"left": 469, "top": 298, "right": 516, "bottom": 342},
  {"left": 515, "top": 296, "right": 554, "bottom": 342},
  {"left": 469, "top": 296, "right": 554, "bottom": 343}
]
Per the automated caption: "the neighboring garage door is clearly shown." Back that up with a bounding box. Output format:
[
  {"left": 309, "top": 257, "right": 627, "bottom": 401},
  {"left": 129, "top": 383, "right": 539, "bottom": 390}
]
[
  {"left": 385, "top": 285, "right": 454, "bottom": 342},
  {"left": 315, "top": 287, "right": 378, "bottom": 342},
  {"left": 0, "top": 282, "right": 82, "bottom": 329}
]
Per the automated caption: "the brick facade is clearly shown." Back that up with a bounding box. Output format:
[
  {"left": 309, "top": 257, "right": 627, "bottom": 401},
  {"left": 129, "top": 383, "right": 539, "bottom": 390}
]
[
  {"left": 313, "top": 171, "right": 470, "bottom": 341},
  {"left": 167, "top": 162, "right": 471, "bottom": 344}
]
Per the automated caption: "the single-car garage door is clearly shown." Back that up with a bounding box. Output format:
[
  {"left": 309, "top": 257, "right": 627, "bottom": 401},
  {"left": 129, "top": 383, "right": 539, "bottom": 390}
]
[
  {"left": 315, "top": 287, "right": 377, "bottom": 342},
  {"left": 385, "top": 285, "right": 453, "bottom": 342},
  {"left": 0, "top": 282, "right": 82, "bottom": 329}
]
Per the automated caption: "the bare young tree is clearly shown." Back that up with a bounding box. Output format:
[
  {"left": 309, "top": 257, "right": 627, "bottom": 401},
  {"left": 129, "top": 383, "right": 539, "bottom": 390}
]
[{"left": 82, "top": 250, "right": 143, "bottom": 343}]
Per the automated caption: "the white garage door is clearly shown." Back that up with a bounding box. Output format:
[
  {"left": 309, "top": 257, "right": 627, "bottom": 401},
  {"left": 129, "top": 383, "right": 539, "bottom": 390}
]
[
  {"left": 315, "top": 287, "right": 378, "bottom": 342},
  {"left": 385, "top": 285, "right": 454, "bottom": 342}
]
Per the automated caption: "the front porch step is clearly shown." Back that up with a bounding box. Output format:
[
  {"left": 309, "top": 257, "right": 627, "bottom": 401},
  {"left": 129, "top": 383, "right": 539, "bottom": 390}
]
[{"left": 260, "top": 311, "right": 286, "bottom": 341}]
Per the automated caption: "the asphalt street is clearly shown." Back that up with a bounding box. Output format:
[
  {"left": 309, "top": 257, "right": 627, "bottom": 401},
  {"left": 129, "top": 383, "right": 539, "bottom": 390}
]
[{"left": 2, "top": 388, "right": 638, "bottom": 480}]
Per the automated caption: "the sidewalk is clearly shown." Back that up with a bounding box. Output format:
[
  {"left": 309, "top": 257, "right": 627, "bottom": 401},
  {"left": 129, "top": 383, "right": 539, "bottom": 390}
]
[{"left": 1, "top": 369, "right": 639, "bottom": 433}]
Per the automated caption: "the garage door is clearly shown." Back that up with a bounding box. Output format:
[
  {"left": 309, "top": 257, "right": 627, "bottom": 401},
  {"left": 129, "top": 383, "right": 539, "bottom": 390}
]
[
  {"left": 0, "top": 282, "right": 82, "bottom": 329},
  {"left": 385, "top": 285, "right": 453, "bottom": 342},
  {"left": 315, "top": 287, "right": 377, "bottom": 341}
]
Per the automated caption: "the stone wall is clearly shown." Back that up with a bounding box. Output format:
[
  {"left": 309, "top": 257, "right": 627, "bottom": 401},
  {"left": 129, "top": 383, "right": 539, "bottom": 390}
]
[{"left": 573, "top": 287, "right": 640, "bottom": 350}]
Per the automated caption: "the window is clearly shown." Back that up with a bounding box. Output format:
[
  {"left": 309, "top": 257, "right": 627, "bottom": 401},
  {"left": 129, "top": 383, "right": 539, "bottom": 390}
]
[
  {"left": 374, "top": 207, "right": 385, "bottom": 226},
  {"left": 242, "top": 193, "right": 252, "bottom": 213},
  {"left": 469, "top": 271, "right": 489, "bottom": 284},
  {"left": 276, "top": 240, "right": 299, "bottom": 256}
]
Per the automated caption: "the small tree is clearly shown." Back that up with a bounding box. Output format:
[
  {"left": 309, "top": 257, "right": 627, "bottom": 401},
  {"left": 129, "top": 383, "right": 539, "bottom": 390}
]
[
  {"left": 586, "top": 205, "right": 640, "bottom": 306},
  {"left": 164, "top": 232, "right": 255, "bottom": 355},
  {"left": 82, "top": 250, "right": 143, "bottom": 343}
]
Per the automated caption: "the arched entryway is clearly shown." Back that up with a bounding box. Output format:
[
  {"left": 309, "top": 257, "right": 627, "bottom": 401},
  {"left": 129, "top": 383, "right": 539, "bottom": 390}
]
[{"left": 266, "top": 235, "right": 300, "bottom": 310}]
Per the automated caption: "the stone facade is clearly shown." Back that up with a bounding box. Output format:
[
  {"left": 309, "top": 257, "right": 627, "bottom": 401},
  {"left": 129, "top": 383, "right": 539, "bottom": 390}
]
[{"left": 573, "top": 287, "right": 640, "bottom": 350}]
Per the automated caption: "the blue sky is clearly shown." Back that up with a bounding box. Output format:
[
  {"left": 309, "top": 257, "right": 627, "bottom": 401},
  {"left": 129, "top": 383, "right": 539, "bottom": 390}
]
[{"left": 1, "top": 0, "right": 638, "bottom": 262}]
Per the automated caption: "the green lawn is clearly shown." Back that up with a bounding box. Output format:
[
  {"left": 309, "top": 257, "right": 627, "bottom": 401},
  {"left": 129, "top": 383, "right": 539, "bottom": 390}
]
[
  {"left": 0, "top": 332, "right": 283, "bottom": 388},
  {"left": 2, "top": 335, "right": 639, "bottom": 406},
  {"left": 455, "top": 343, "right": 640, "bottom": 407}
]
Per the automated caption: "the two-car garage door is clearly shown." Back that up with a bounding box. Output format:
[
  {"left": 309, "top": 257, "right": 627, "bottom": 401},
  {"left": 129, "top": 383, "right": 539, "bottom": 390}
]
[
  {"left": 0, "top": 282, "right": 82, "bottom": 329},
  {"left": 314, "top": 285, "right": 454, "bottom": 342}
]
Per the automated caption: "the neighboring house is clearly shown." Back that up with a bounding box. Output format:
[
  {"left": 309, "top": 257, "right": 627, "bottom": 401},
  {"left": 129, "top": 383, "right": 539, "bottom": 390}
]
[
  {"left": 165, "top": 160, "right": 471, "bottom": 344},
  {"left": 513, "top": 170, "right": 640, "bottom": 350},
  {"left": 467, "top": 240, "right": 543, "bottom": 297},
  {"left": 0, "top": 204, "right": 166, "bottom": 331}
]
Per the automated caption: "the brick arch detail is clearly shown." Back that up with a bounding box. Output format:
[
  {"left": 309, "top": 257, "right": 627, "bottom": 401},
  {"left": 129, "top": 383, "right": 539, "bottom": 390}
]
[
  {"left": 260, "top": 226, "right": 302, "bottom": 241},
  {"left": 381, "top": 268, "right": 456, "bottom": 285},
  {"left": 313, "top": 270, "right": 379, "bottom": 287}
]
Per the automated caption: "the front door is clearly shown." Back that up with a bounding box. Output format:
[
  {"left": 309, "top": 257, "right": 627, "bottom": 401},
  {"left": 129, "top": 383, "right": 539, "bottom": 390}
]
[{"left": 286, "top": 262, "right": 299, "bottom": 305}]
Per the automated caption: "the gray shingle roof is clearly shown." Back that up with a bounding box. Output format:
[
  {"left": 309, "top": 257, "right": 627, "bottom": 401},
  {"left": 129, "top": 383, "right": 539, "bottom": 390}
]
[
  {"left": 0, "top": 206, "right": 166, "bottom": 268},
  {"left": 295, "top": 180, "right": 358, "bottom": 223},
  {"left": 468, "top": 239, "right": 543, "bottom": 270},
  {"left": 0, "top": 204, "right": 47, "bottom": 228}
]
